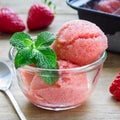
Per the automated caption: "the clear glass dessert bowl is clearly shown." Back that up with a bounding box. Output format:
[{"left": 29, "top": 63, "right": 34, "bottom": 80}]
[{"left": 9, "top": 47, "right": 107, "bottom": 111}]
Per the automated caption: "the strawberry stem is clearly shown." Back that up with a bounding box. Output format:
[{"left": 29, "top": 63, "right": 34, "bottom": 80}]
[{"left": 42, "top": 0, "right": 56, "bottom": 14}]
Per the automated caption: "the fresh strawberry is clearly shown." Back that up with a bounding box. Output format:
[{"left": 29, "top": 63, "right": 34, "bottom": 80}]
[
  {"left": 109, "top": 73, "right": 120, "bottom": 100},
  {"left": 27, "top": 4, "right": 54, "bottom": 30},
  {"left": 0, "top": 7, "right": 25, "bottom": 33}
]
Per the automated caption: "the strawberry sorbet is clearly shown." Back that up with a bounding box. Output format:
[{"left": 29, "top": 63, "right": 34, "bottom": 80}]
[
  {"left": 52, "top": 20, "right": 107, "bottom": 66},
  {"left": 18, "top": 60, "right": 89, "bottom": 107},
  {"left": 15, "top": 20, "right": 107, "bottom": 110}
]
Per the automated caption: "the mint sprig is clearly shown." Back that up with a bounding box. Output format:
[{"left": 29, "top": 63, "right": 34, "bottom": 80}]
[{"left": 10, "top": 32, "right": 59, "bottom": 85}]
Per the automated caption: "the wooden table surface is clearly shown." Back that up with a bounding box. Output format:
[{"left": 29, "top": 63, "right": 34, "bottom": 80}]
[{"left": 0, "top": 0, "right": 120, "bottom": 120}]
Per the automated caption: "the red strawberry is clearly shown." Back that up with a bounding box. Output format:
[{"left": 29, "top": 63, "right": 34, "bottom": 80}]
[
  {"left": 27, "top": 4, "right": 54, "bottom": 30},
  {"left": 0, "top": 7, "right": 25, "bottom": 33},
  {"left": 109, "top": 73, "right": 120, "bottom": 100}
]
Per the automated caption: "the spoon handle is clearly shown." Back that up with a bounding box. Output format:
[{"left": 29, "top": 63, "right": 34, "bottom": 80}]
[{"left": 5, "top": 89, "right": 27, "bottom": 120}]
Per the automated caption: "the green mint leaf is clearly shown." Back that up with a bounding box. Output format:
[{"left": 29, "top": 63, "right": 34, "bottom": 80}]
[
  {"left": 40, "top": 70, "right": 59, "bottom": 85},
  {"left": 35, "top": 32, "right": 57, "bottom": 47},
  {"left": 10, "top": 32, "right": 33, "bottom": 50},
  {"left": 33, "top": 46, "right": 57, "bottom": 69},
  {"left": 14, "top": 48, "right": 34, "bottom": 68},
  {"left": 10, "top": 31, "right": 59, "bottom": 85}
]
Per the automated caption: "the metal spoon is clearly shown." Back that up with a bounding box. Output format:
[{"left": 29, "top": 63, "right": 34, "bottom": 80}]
[{"left": 0, "top": 61, "right": 27, "bottom": 120}]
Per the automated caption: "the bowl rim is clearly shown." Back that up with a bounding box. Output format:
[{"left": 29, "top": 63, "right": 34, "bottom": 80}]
[{"left": 9, "top": 47, "right": 107, "bottom": 72}]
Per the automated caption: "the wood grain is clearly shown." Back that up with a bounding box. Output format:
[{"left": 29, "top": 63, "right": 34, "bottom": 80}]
[{"left": 0, "top": 0, "right": 120, "bottom": 120}]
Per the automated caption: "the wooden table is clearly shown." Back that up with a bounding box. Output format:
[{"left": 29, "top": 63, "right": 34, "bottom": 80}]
[{"left": 0, "top": 0, "right": 120, "bottom": 120}]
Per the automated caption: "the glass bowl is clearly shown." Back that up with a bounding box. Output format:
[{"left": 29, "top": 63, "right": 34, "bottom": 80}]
[{"left": 9, "top": 47, "right": 107, "bottom": 111}]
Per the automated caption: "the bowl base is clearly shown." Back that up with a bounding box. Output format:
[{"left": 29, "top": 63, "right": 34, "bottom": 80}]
[{"left": 31, "top": 102, "right": 84, "bottom": 111}]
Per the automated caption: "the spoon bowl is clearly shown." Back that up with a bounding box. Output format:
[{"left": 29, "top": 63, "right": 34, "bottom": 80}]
[
  {"left": 0, "top": 60, "right": 26, "bottom": 120},
  {"left": 0, "top": 61, "right": 12, "bottom": 91}
]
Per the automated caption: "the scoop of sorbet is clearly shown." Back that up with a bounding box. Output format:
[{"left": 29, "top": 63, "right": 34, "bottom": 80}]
[{"left": 52, "top": 20, "right": 108, "bottom": 66}]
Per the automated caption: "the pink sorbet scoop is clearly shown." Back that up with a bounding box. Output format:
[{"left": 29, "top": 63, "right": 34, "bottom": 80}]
[
  {"left": 19, "top": 60, "right": 88, "bottom": 107},
  {"left": 52, "top": 20, "right": 108, "bottom": 66}
]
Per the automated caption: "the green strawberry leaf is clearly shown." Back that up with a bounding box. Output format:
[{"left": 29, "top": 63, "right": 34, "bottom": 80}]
[
  {"left": 14, "top": 48, "right": 34, "bottom": 68},
  {"left": 42, "top": 0, "right": 56, "bottom": 14},
  {"left": 48, "top": 1, "right": 52, "bottom": 7},
  {"left": 10, "top": 32, "right": 33, "bottom": 50},
  {"left": 35, "top": 32, "right": 57, "bottom": 47},
  {"left": 40, "top": 70, "right": 59, "bottom": 85}
]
